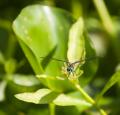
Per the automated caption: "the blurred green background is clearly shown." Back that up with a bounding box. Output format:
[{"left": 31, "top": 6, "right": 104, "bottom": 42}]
[{"left": 0, "top": 0, "right": 120, "bottom": 115}]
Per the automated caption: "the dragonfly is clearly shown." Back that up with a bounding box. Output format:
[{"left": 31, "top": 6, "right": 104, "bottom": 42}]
[{"left": 40, "top": 56, "right": 97, "bottom": 80}]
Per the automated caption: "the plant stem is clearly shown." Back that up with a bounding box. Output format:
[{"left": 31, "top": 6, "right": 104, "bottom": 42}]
[
  {"left": 71, "top": 0, "right": 82, "bottom": 19},
  {"left": 5, "top": 35, "right": 17, "bottom": 59},
  {"left": 74, "top": 83, "right": 107, "bottom": 115},
  {"left": 75, "top": 83, "right": 95, "bottom": 104},
  {"left": 92, "top": 0, "right": 116, "bottom": 37},
  {"left": 99, "top": 108, "right": 107, "bottom": 115},
  {"left": 0, "top": 19, "right": 17, "bottom": 59},
  {"left": 49, "top": 103, "right": 55, "bottom": 115}
]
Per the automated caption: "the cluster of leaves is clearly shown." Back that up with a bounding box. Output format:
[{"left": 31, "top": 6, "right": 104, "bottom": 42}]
[
  {"left": 12, "top": 5, "right": 95, "bottom": 108},
  {"left": 0, "top": 0, "right": 120, "bottom": 115}
]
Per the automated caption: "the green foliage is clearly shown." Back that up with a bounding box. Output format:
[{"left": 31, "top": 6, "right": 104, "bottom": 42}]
[
  {"left": 0, "top": 0, "right": 120, "bottom": 115},
  {"left": 12, "top": 4, "right": 103, "bottom": 114}
]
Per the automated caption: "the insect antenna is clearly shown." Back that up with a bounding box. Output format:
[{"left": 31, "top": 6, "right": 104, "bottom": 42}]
[
  {"left": 40, "top": 56, "right": 68, "bottom": 63},
  {"left": 71, "top": 56, "right": 97, "bottom": 65}
]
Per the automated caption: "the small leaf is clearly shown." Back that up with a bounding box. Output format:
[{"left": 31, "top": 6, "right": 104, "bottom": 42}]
[
  {"left": 53, "top": 93, "right": 91, "bottom": 107},
  {"left": 97, "top": 71, "right": 120, "bottom": 102},
  {"left": 67, "top": 17, "right": 98, "bottom": 85},
  {"left": 67, "top": 17, "right": 85, "bottom": 63},
  {"left": 15, "top": 88, "right": 59, "bottom": 104}
]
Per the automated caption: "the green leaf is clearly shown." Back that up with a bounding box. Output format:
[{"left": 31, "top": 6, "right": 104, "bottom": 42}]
[
  {"left": 67, "top": 17, "right": 98, "bottom": 85},
  {"left": 15, "top": 88, "right": 59, "bottom": 104},
  {"left": 37, "top": 74, "right": 75, "bottom": 92},
  {"left": 96, "top": 71, "right": 120, "bottom": 102},
  {"left": 53, "top": 93, "right": 92, "bottom": 108},
  {"left": 67, "top": 18, "right": 98, "bottom": 86},
  {"left": 67, "top": 17, "right": 85, "bottom": 63},
  {"left": 13, "top": 5, "right": 74, "bottom": 75},
  {"left": 18, "top": 40, "right": 43, "bottom": 74}
]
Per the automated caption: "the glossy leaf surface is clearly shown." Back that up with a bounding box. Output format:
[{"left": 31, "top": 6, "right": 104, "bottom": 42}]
[{"left": 13, "top": 5, "right": 74, "bottom": 75}]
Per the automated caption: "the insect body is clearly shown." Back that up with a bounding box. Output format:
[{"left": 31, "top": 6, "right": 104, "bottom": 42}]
[
  {"left": 62, "top": 62, "right": 74, "bottom": 76},
  {"left": 66, "top": 64, "right": 74, "bottom": 74},
  {"left": 62, "top": 60, "right": 84, "bottom": 80}
]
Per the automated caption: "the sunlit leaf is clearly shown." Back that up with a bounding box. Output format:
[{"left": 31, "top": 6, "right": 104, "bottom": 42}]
[
  {"left": 53, "top": 91, "right": 92, "bottom": 112},
  {"left": 67, "top": 17, "right": 98, "bottom": 85},
  {"left": 67, "top": 17, "right": 85, "bottom": 63},
  {"left": 15, "top": 88, "right": 59, "bottom": 104},
  {"left": 53, "top": 93, "right": 91, "bottom": 108}
]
